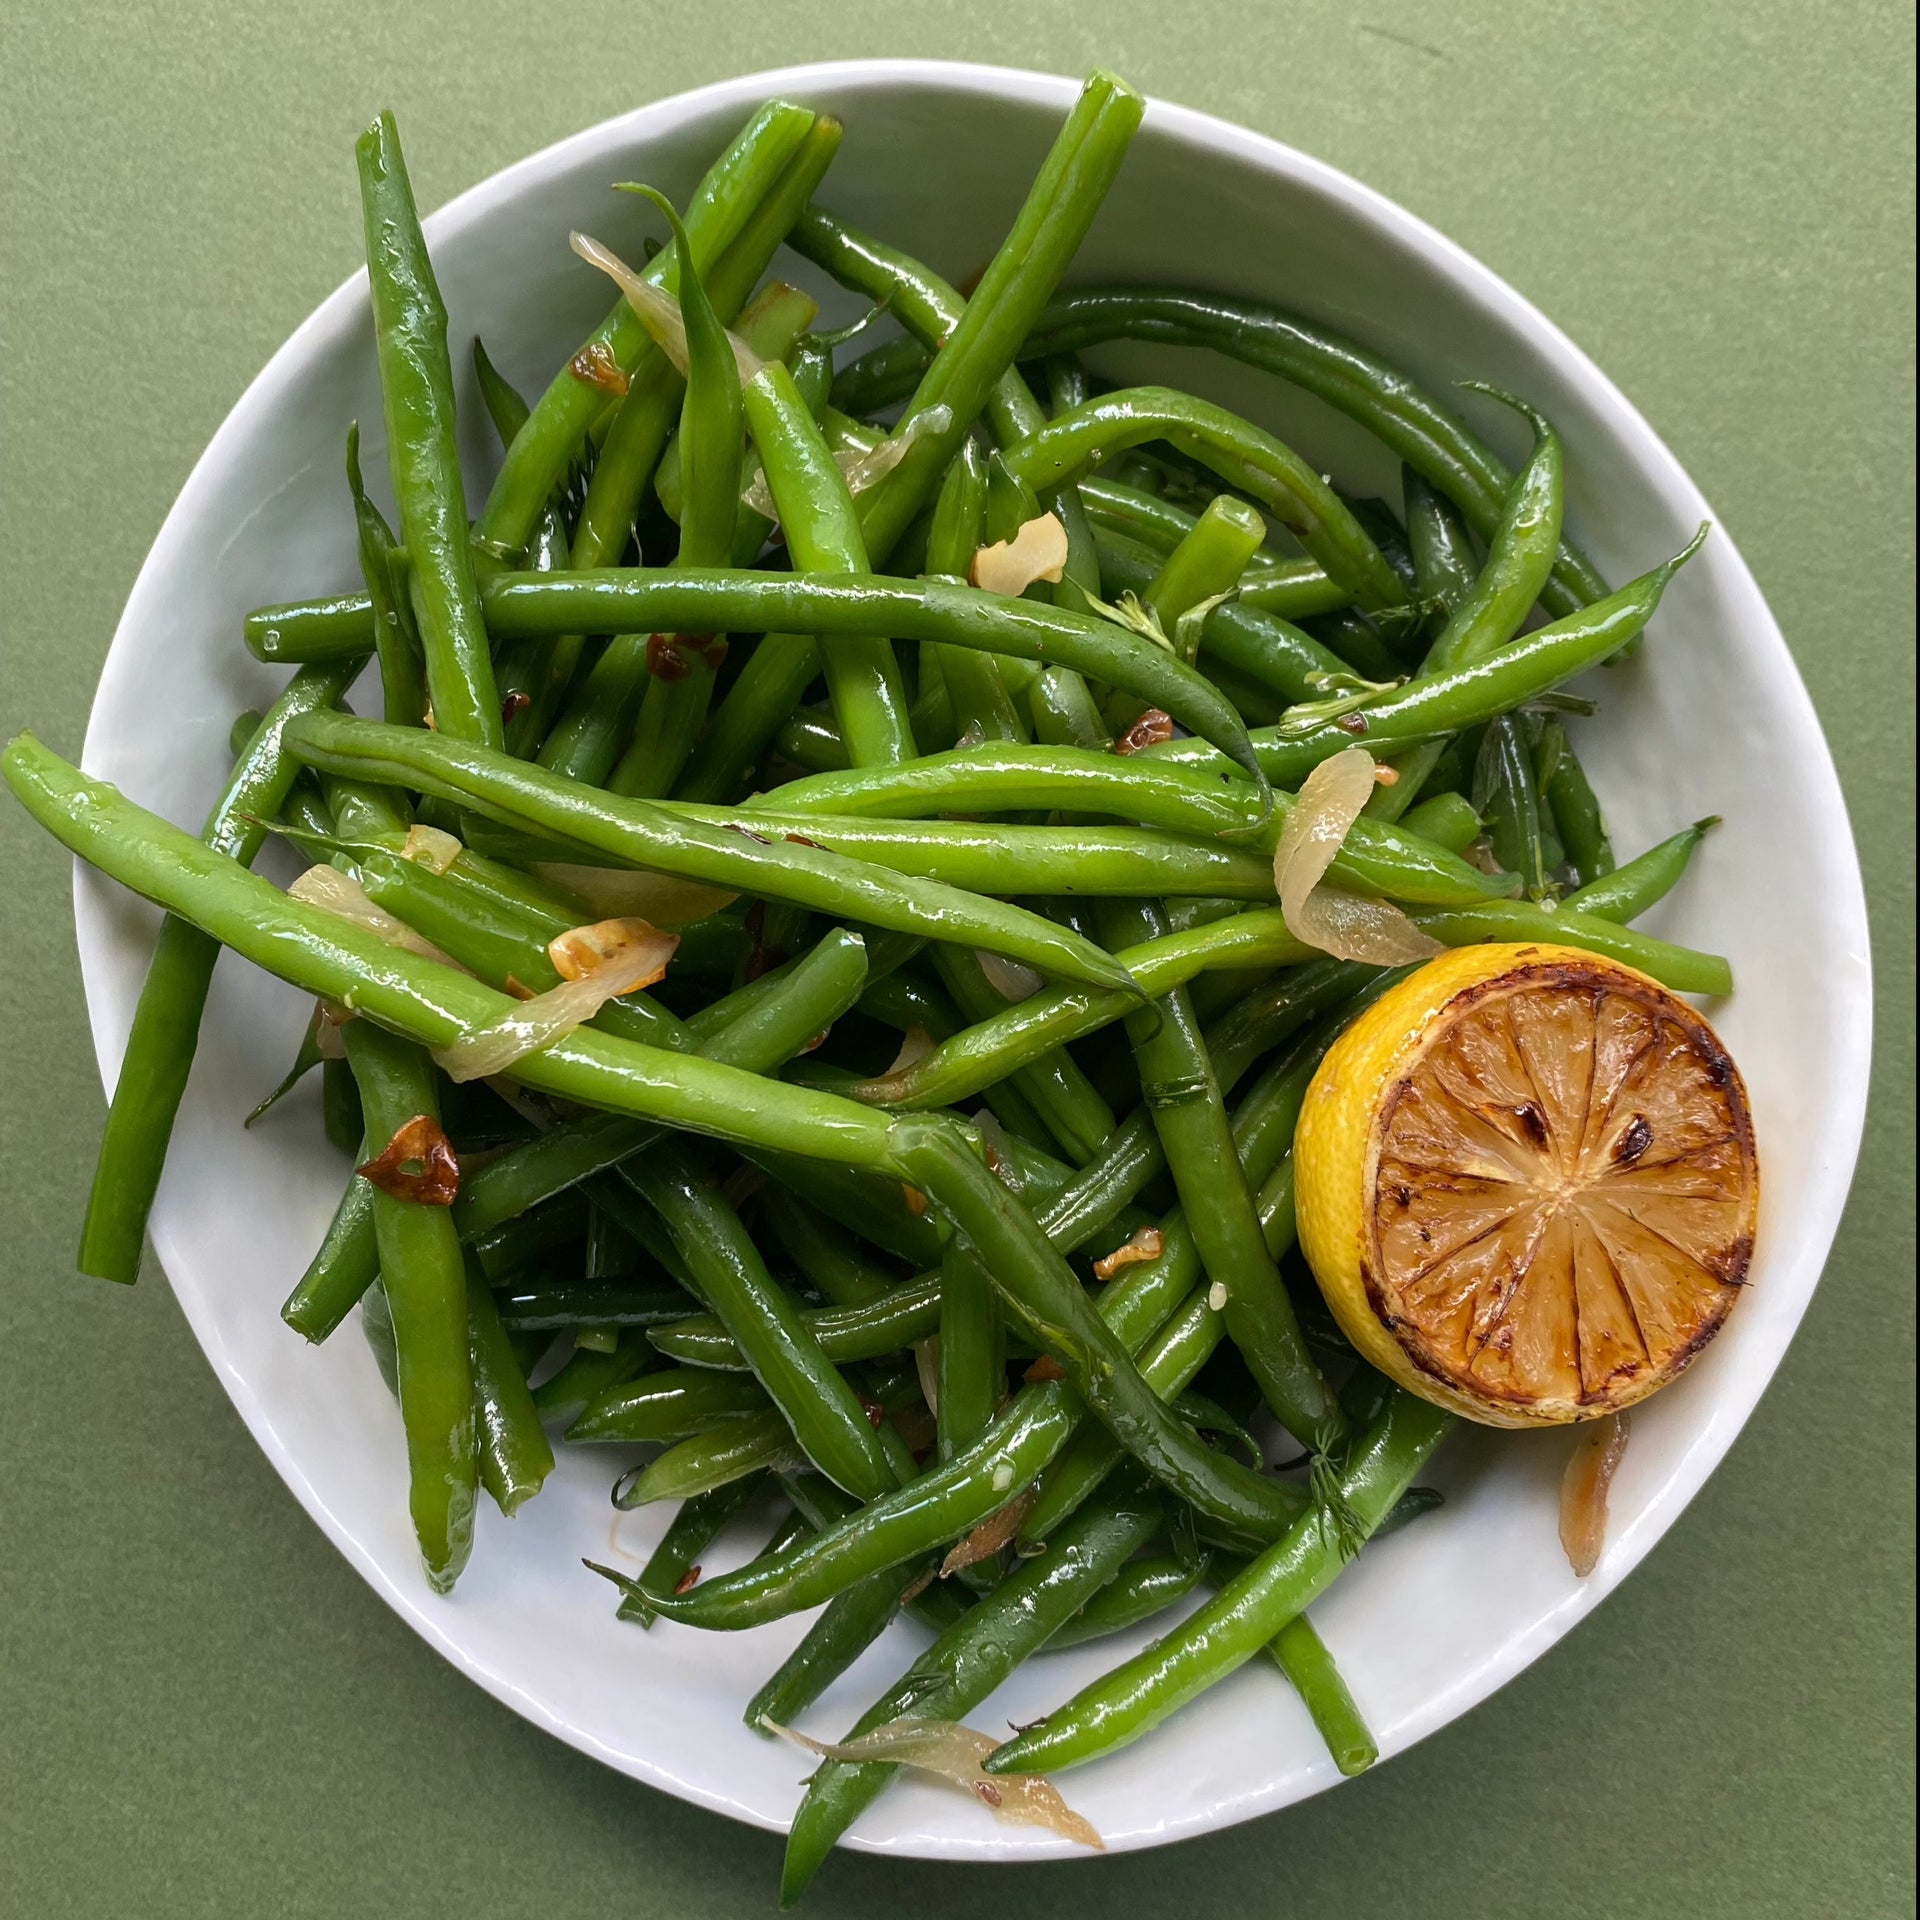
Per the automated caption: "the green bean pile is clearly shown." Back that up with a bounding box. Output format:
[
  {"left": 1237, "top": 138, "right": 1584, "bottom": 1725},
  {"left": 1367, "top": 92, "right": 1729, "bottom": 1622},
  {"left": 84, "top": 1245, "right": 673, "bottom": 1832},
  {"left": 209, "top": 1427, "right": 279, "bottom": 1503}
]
[{"left": 3, "top": 70, "right": 1734, "bottom": 1899}]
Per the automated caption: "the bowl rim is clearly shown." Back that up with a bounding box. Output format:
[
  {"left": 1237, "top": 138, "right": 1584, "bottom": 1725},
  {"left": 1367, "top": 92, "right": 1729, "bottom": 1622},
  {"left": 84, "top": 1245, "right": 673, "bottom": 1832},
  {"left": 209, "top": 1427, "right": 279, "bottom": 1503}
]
[{"left": 75, "top": 55, "right": 1874, "bottom": 1862}]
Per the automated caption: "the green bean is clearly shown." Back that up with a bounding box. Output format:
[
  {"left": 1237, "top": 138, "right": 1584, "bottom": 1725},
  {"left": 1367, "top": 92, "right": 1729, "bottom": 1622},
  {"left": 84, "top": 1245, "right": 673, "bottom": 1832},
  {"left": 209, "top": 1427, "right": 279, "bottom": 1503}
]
[
  {"left": 854, "top": 913, "right": 1333, "bottom": 1114},
  {"left": 1266, "top": 1612, "right": 1376, "bottom": 1776},
  {"left": 606, "top": 1471, "right": 769, "bottom": 1626},
  {"left": 354, "top": 846, "right": 688, "bottom": 1049},
  {"left": 1564, "top": 817, "right": 1718, "bottom": 922},
  {"left": 472, "top": 342, "right": 583, "bottom": 756},
  {"left": 468, "top": 1194, "right": 588, "bottom": 1281},
  {"left": 777, "top": 1469, "right": 1162, "bottom": 1904},
  {"left": 747, "top": 1555, "right": 941, "bottom": 1736},
  {"left": 1141, "top": 528, "right": 1707, "bottom": 786},
  {"left": 1476, "top": 715, "right": 1553, "bottom": 899},
  {"left": 1396, "top": 789, "right": 1481, "bottom": 853},
  {"left": 930, "top": 944, "right": 1113, "bottom": 1164},
  {"left": 1424, "top": 389, "right": 1564, "bottom": 674},
  {"left": 638, "top": 1171, "right": 1239, "bottom": 1632},
  {"left": 622, "top": 1141, "right": 902, "bottom": 1499},
  {"left": 283, "top": 1153, "right": 380, "bottom": 1342},
  {"left": 756, "top": 1185, "right": 893, "bottom": 1306},
  {"left": 9, "top": 736, "right": 917, "bottom": 1173},
  {"left": 748, "top": 359, "right": 913, "bottom": 764},
  {"left": 1144, "top": 494, "right": 1270, "bottom": 655},
  {"left": 927, "top": 439, "right": 1028, "bottom": 741},
  {"left": 249, "top": 568, "right": 1264, "bottom": 784},
  {"left": 492, "top": 1279, "right": 690, "bottom": 1331},
  {"left": 1410, "top": 896, "right": 1731, "bottom": 995},
  {"left": 1014, "top": 287, "right": 1608, "bottom": 618},
  {"left": 1097, "top": 902, "right": 1341, "bottom": 1449},
  {"left": 1028, "top": 663, "right": 1112, "bottom": 750},
  {"left": 890, "top": 1117, "right": 1312, "bottom": 1540},
  {"left": 1403, "top": 465, "right": 1479, "bottom": 610},
  {"left": 746, "top": 1152, "right": 945, "bottom": 1267},
  {"left": 282, "top": 711, "right": 1135, "bottom": 993},
  {"left": 341, "top": 1019, "right": 475, "bottom": 1591},
  {"left": 1541, "top": 727, "right": 1616, "bottom": 884},
  {"left": 1003, "top": 389, "right": 1406, "bottom": 611},
  {"left": 77, "top": 659, "right": 366, "bottom": 1284},
  {"left": 766, "top": 707, "right": 848, "bottom": 776},
  {"left": 650, "top": 1269, "right": 941, "bottom": 1370},
  {"left": 934, "top": 1237, "right": 999, "bottom": 1464},
  {"left": 601, "top": 190, "right": 747, "bottom": 798},
  {"left": 1046, "top": 1551, "right": 1211, "bottom": 1649},
  {"left": 530, "top": 1327, "right": 653, "bottom": 1420},
  {"left": 344, "top": 424, "right": 427, "bottom": 727},
  {"left": 777, "top": 1472, "right": 970, "bottom": 1635},
  {"left": 844, "top": 73, "right": 1144, "bottom": 561},
  {"left": 724, "top": 805, "right": 1509, "bottom": 909},
  {"left": 355, "top": 113, "right": 499, "bottom": 746},
  {"left": 541, "top": 123, "right": 844, "bottom": 786},
  {"left": 1095, "top": 533, "right": 1358, "bottom": 703},
  {"left": 1017, "top": 1031, "right": 1331, "bottom": 1551},
  {"left": 475, "top": 101, "right": 815, "bottom": 558},
  {"left": 467, "top": 1264, "right": 553, "bottom": 1515},
  {"left": 570, "top": 1367, "right": 772, "bottom": 1443},
  {"left": 622, "top": 1410, "right": 805, "bottom": 1505},
  {"left": 987, "top": 1391, "right": 1452, "bottom": 1773}
]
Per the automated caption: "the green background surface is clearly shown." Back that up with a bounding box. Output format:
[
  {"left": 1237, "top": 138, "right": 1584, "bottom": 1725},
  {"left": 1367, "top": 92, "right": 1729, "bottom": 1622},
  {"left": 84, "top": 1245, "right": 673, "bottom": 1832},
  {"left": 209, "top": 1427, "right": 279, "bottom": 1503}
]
[{"left": 2, "top": 3, "right": 1913, "bottom": 1914}]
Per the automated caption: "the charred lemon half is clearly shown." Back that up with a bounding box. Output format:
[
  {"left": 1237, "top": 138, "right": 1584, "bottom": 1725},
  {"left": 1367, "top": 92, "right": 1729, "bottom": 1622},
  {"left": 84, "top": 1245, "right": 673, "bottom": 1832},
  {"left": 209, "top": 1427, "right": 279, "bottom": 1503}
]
[{"left": 1295, "top": 943, "right": 1757, "bottom": 1428}]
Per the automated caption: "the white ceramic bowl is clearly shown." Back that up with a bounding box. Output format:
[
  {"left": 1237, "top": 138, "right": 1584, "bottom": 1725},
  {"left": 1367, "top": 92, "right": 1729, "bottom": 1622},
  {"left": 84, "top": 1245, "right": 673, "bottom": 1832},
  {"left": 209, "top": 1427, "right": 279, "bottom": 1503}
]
[{"left": 75, "top": 59, "right": 1872, "bottom": 1863}]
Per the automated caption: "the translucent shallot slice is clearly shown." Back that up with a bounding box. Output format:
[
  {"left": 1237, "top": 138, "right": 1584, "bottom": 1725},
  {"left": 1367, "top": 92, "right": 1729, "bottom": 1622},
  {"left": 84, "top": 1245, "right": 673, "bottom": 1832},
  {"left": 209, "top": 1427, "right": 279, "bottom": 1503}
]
[
  {"left": 1272, "top": 748, "right": 1444, "bottom": 965},
  {"left": 435, "top": 917, "right": 677, "bottom": 1083},
  {"left": 764, "top": 1718, "right": 1103, "bottom": 1849}
]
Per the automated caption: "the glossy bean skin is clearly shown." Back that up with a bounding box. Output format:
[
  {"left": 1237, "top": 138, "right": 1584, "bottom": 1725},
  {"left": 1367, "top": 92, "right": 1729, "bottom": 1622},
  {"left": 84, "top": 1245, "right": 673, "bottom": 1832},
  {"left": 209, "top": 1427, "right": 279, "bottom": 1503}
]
[
  {"left": 777, "top": 1471, "right": 1162, "bottom": 1903},
  {"left": 474, "top": 100, "right": 815, "bottom": 559},
  {"left": 281, "top": 711, "right": 1138, "bottom": 994},
  {"left": 1563, "top": 818, "right": 1717, "bottom": 922},
  {"left": 341, "top": 1019, "right": 476, "bottom": 1592},
  {"left": 985, "top": 1391, "right": 1453, "bottom": 1774},
  {"left": 79, "top": 658, "right": 366, "bottom": 1284},
  {"left": 1002, "top": 388, "right": 1407, "bottom": 611},
  {"left": 355, "top": 113, "right": 500, "bottom": 746}
]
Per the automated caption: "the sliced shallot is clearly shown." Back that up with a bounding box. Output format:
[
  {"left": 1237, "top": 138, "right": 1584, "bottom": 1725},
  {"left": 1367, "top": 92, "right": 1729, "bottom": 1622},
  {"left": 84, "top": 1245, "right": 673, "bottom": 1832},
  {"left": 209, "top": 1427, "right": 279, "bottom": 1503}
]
[
  {"left": 569, "top": 231, "right": 765, "bottom": 381},
  {"left": 1271, "top": 748, "right": 1445, "bottom": 965},
  {"left": 1560, "top": 1411, "right": 1631, "bottom": 1578},
  {"left": 434, "top": 917, "right": 677, "bottom": 1084},
  {"left": 763, "top": 1718, "right": 1103, "bottom": 1850},
  {"left": 287, "top": 865, "right": 462, "bottom": 966},
  {"left": 357, "top": 1114, "right": 460, "bottom": 1206}
]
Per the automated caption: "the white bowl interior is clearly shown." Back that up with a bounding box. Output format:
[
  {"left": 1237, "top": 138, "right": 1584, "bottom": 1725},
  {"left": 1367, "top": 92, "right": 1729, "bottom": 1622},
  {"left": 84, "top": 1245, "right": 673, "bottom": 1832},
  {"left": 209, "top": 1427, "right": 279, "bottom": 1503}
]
[{"left": 75, "top": 60, "right": 1871, "bottom": 1861}]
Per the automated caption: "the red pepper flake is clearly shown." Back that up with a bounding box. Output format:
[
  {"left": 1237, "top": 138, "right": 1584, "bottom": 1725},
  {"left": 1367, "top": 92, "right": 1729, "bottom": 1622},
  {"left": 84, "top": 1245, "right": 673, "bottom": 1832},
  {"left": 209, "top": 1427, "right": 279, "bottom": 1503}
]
[
  {"left": 502, "top": 974, "right": 537, "bottom": 1001},
  {"left": 357, "top": 1114, "right": 460, "bottom": 1205},
  {"left": 673, "top": 1565, "right": 702, "bottom": 1595},
  {"left": 902, "top": 1185, "right": 929, "bottom": 1216},
  {"left": 783, "top": 832, "right": 824, "bottom": 851},
  {"left": 972, "top": 1780, "right": 1004, "bottom": 1809},
  {"left": 860, "top": 1397, "right": 887, "bottom": 1430},
  {"left": 646, "top": 633, "right": 692, "bottom": 682},
  {"left": 1115, "top": 709, "right": 1174, "bottom": 755},
  {"left": 500, "top": 689, "right": 532, "bottom": 726},
  {"left": 571, "top": 341, "right": 630, "bottom": 397},
  {"left": 1024, "top": 1355, "right": 1065, "bottom": 1384},
  {"left": 1336, "top": 712, "right": 1371, "bottom": 736}
]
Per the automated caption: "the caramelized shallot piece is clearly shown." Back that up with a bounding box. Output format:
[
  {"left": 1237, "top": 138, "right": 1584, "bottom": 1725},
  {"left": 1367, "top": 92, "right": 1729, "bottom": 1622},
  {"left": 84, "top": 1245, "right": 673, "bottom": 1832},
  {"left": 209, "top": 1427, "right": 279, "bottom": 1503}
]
[
  {"left": 357, "top": 1114, "right": 460, "bottom": 1206},
  {"left": 435, "top": 918, "right": 676, "bottom": 1082},
  {"left": 969, "top": 512, "right": 1070, "bottom": 597},
  {"left": 1115, "top": 708, "right": 1175, "bottom": 755},
  {"left": 1093, "top": 1225, "right": 1165, "bottom": 1281},
  {"left": 939, "top": 1490, "right": 1037, "bottom": 1576},
  {"left": 1560, "top": 1412, "right": 1631, "bottom": 1577}
]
